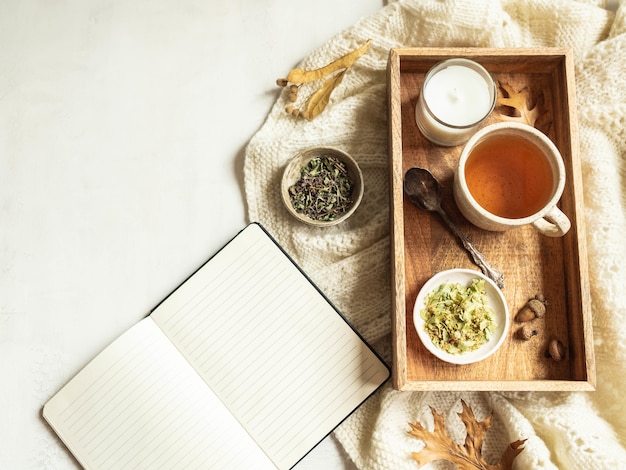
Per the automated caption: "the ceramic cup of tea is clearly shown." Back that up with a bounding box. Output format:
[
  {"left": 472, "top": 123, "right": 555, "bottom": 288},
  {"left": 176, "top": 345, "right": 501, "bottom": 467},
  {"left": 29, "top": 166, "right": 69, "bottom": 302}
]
[{"left": 453, "top": 122, "right": 571, "bottom": 237}]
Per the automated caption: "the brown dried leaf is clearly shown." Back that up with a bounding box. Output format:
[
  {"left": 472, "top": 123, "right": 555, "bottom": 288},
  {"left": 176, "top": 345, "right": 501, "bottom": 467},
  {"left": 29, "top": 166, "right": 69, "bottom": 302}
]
[
  {"left": 303, "top": 69, "right": 347, "bottom": 120},
  {"left": 407, "top": 400, "right": 525, "bottom": 470},
  {"left": 285, "top": 40, "right": 371, "bottom": 84},
  {"left": 496, "top": 82, "right": 540, "bottom": 127},
  {"left": 277, "top": 40, "right": 371, "bottom": 120}
]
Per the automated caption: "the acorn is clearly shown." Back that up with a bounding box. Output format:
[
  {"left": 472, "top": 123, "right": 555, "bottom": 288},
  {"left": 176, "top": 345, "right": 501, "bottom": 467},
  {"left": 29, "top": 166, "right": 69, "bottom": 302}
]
[
  {"left": 516, "top": 323, "right": 539, "bottom": 341},
  {"left": 546, "top": 338, "right": 566, "bottom": 361},
  {"left": 515, "top": 297, "right": 546, "bottom": 322}
]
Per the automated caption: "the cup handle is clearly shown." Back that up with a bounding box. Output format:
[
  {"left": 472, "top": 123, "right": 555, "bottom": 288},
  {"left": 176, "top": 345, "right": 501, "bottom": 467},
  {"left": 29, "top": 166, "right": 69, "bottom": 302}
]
[{"left": 531, "top": 206, "right": 571, "bottom": 237}]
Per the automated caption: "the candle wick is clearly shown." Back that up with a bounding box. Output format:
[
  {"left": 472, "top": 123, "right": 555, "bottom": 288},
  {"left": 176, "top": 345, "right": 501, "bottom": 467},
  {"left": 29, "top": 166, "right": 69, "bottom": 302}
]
[{"left": 449, "top": 88, "right": 459, "bottom": 102}]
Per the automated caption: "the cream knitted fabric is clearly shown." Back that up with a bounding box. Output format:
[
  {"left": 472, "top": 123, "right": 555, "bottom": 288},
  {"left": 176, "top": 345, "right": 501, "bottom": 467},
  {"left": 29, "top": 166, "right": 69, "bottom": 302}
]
[{"left": 243, "top": 0, "right": 626, "bottom": 468}]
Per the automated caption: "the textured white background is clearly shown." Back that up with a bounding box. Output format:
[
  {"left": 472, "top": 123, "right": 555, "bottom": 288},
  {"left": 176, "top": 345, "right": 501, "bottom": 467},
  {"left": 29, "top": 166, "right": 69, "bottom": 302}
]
[{"left": 0, "top": 0, "right": 384, "bottom": 467}]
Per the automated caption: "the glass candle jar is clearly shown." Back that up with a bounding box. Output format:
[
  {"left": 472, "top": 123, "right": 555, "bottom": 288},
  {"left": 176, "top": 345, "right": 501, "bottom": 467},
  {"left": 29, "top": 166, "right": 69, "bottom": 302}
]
[{"left": 415, "top": 58, "right": 497, "bottom": 147}]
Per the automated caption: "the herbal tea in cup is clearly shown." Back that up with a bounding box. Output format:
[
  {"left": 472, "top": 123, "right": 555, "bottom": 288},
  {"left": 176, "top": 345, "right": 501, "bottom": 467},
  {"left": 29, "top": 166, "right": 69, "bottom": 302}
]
[{"left": 453, "top": 122, "right": 570, "bottom": 237}]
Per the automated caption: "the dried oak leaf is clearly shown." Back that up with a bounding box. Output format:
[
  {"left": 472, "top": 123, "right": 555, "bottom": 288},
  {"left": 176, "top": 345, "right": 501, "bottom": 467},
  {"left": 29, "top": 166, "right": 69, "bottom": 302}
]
[
  {"left": 496, "top": 82, "right": 540, "bottom": 127},
  {"left": 277, "top": 40, "right": 371, "bottom": 120},
  {"left": 407, "top": 400, "right": 526, "bottom": 470}
]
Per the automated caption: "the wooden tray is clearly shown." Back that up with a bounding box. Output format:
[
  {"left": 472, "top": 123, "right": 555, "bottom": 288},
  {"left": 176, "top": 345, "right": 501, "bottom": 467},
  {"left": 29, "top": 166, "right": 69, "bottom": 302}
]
[{"left": 388, "top": 47, "right": 595, "bottom": 391}]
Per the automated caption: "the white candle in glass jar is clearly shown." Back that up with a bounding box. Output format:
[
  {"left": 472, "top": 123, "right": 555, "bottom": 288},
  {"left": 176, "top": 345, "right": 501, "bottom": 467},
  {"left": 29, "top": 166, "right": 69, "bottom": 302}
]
[{"left": 415, "top": 58, "right": 496, "bottom": 147}]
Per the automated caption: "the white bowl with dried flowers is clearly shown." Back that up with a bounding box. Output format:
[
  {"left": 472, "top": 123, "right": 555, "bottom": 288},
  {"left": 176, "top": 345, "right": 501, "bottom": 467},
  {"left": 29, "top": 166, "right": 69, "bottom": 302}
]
[{"left": 413, "top": 268, "right": 510, "bottom": 365}]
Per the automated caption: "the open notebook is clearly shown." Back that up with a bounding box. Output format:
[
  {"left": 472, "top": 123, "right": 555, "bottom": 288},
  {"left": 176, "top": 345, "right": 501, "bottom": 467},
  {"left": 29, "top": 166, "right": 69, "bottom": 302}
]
[{"left": 43, "top": 223, "right": 389, "bottom": 469}]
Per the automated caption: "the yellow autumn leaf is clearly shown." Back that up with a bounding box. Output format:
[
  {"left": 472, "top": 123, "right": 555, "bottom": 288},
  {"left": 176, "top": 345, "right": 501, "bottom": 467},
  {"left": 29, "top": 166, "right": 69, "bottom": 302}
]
[
  {"left": 277, "top": 40, "right": 371, "bottom": 120},
  {"left": 286, "top": 40, "right": 371, "bottom": 84},
  {"left": 302, "top": 68, "right": 347, "bottom": 120}
]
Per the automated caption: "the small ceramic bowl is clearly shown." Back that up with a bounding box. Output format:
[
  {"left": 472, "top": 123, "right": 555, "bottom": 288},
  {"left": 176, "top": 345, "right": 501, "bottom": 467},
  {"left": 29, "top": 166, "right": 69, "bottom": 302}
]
[
  {"left": 281, "top": 147, "right": 364, "bottom": 227},
  {"left": 413, "top": 268, "right": 510, "bottom": 365}
]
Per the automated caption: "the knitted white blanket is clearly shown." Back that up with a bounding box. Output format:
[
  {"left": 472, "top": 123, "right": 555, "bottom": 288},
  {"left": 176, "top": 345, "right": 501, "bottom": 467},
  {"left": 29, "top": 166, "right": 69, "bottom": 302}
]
[{"left": 243, "top": 0, "right": 626, "bottom": 468}]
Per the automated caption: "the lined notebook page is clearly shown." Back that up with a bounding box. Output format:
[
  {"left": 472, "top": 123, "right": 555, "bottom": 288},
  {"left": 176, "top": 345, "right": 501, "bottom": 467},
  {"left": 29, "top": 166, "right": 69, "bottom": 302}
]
[
  {"left": 152, "top": 223, "right": 389, "bottom": 469},
  {"left": 43, "top": 318, "right": 277, "bottom": 470}
]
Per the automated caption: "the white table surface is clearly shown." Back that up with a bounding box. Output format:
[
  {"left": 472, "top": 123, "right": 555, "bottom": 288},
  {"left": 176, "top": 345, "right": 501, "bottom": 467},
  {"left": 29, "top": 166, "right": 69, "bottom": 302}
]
[{"left": 0, "top": 0, "right": 385, "bottom": 467}]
